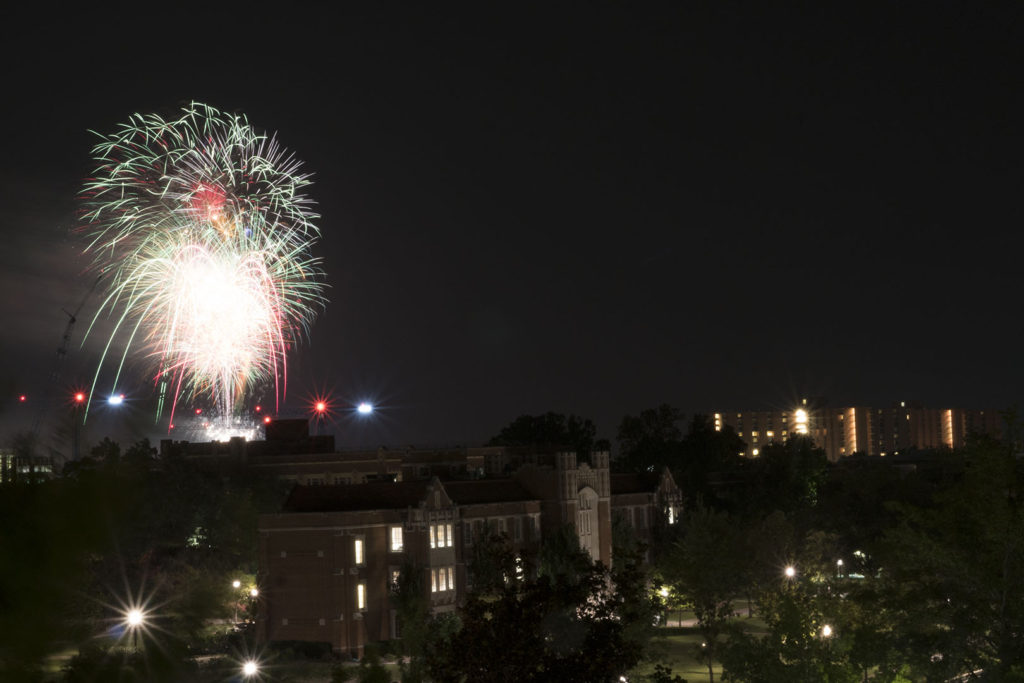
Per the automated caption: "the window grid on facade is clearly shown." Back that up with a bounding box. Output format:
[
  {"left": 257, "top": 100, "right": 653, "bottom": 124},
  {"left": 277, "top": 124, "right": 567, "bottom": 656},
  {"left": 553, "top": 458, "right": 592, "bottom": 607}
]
[
  {"left": 357, "top": 583, "right": 366, "bottom": 610},
  {"left": 431, "top": 567, "right": 456, "bottom": 592},
  {"left": 354, "top": 537, "right": 364, "bottom": 565},
  {"left": 390, "top": 526, "right": 404, "bottom": 552},
  {"left": 430, "top": 523, "right": 454, "bottom": 548}
]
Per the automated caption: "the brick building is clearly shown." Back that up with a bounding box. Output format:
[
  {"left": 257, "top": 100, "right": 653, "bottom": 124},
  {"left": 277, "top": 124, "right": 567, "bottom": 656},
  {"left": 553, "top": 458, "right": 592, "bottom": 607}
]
[{"left": 257, "top": 451, "right": 681, "bottom": 655}]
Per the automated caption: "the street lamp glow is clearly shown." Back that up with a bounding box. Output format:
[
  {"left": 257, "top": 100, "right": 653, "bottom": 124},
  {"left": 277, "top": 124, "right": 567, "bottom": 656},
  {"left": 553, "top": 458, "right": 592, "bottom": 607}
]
[
  {"left": 250, "top": 588, "right": 259, "bottom": 598},
  {"left": 784, "top": 565, "right": 796, "bottom": 578},
  {"left": 357, "top": 402, "right": 373, "bottom": 415},
  {"left": 233, "top": 580, "right": 241, "bottom": 589},
  {"left": 108, "top": 394, "right": 125, "bottom": 406},
  {"left": 837, "top": 559, "right": 844, "bottom": 567},
  {"left": 822, "top": 624, "right": 833, "bottom": 638},
  {"left": 243, "top": 660, "right": 259, "bottom": 677},
  {"left": 126, "top": 608, "right": 144, "bottom": 627}
]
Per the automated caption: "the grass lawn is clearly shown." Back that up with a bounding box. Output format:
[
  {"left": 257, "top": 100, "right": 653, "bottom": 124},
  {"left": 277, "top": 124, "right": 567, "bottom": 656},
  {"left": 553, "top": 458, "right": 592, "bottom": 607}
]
[{"left": 628, "top": 605, "right": 770, "bottom": 682}]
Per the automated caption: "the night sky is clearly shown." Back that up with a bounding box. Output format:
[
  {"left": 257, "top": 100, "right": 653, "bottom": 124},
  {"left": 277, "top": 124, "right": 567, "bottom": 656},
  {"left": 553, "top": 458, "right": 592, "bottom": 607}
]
[{"left": 1, "top": 4, "right": 1022, "bottom": 450}]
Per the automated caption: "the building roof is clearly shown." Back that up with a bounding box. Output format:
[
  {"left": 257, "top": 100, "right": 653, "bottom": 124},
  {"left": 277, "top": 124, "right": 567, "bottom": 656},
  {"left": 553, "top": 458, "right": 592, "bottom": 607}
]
[
  {"left": 283, "top": 482, "right": 430, "bottom": 512},
  {"left": 443, "top": 479, "right": 538, "bottom": 505},
  {"left": 281, "top": 478, "right": 542, "bottom": 513}
]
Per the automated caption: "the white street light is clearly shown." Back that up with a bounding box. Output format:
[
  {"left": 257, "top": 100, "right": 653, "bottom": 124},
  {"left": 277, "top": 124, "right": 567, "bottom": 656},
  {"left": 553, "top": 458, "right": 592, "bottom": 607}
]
[
  {"left": 250, "top": 588, "right": 259, "bottom": 598},
  {"left": 125, "top": 608, "right": 146, "bottom": 651},
  {"left": 243, "top": 660, "right": 259, "bottom": 677},
  {"left": 232, "top": 580, "right": 241, "bottom": 589},
  {"left": 357, "top": 402, "right": 373, "bottom": 415},
  {"left": 822, "top": 624, "right": 833, "bottom": 638},
  {"left": 784, "top": 565, "right": 796, "bottom": 579}
]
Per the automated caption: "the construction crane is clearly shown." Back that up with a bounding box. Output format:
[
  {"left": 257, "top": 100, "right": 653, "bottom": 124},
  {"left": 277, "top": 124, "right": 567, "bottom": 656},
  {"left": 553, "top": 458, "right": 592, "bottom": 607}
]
[{"left": 31, "top": 275, "right": 102, "bottom": 460}]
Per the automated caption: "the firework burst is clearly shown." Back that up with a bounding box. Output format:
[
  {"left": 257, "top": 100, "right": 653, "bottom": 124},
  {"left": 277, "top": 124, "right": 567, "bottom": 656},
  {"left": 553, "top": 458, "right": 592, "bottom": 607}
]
[{"left": 80, "top": 102, "right": 326, "bottom": 425}]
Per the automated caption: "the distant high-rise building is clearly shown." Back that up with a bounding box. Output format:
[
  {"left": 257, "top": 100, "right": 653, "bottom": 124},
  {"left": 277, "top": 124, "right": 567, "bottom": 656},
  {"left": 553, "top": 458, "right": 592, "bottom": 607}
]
[{"left": 711, "top": 399, "right": 1003, "bottom": 461}]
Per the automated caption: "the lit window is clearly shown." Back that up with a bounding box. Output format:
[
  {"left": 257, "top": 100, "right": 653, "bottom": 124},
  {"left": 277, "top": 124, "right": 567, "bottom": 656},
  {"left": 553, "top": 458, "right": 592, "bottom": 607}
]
[
  {"left": 357, "top": 583, "right": 366, "bottom": 610},
  {"left": 751, "top": 431, "right": 759, "bottom": 437},
  {"left": 391, "top": 568, "right": 401, "bottom": 587},
  {"left": 431, "top": 569, "right": 437, "bottom": 593},
  {"left": 446, "top": 523, "right": 453, "bottom": 547},
  {"left": 766, "top": 431, "right": 774, "bottom": 438},
  {"left": 429, "top": 525, "right": 436, "bottom": 549},
  {"left": 354, "top": 538, "right": 364, "bottom": 565},
  {"left": 447, "top": 567, "right": 455, "bottom": 591},
  {"left": 390, "top": 526, "right": 404, "bottom": 552}
]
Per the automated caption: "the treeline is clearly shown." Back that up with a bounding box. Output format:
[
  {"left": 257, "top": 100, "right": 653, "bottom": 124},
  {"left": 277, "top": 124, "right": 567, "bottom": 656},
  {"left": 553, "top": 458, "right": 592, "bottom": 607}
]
[
  {"left": 477, "top": 407, "right": 1024, "bottom": 682},
  {"left": 0, "top": 438, "right": 288, "bottom": 681}
]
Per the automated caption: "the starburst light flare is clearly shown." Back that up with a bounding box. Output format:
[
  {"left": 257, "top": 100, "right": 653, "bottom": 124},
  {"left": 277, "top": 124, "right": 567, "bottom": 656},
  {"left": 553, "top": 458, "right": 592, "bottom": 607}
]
[{"left": 80, "top": 102, "right": 326, "bottom": 425}]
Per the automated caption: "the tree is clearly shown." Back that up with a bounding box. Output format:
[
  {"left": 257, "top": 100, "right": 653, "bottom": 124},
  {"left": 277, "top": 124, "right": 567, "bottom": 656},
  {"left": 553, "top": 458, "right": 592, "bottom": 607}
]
[
  {"left": 742, "top": 435, "right": 829, "bottom": 517},
  {"left": 1, "top": 436, "right": 291, "bottom": 678},
  {"left": 876, "top": 436, "right": 1024, "bottom": 680},
  {"left": 389, "top": 558, "right": 432, "bottom": 683},
  {"left": 616, "top": 404, "right": 684, "bottom": 473},
  {"left": 488, "top": 412, "right": 609, "bottom": 454},
  {"left": 677, "top": 414, "right": 746, "bottom": 501},
  {"left": 426, "top": 530, "right": 655, "bottom": 682},
  {"left": 719, "top": 580, "right": 859, "bottom": 683},
  {"left": 660, "top": 503, "right": 746, "bottom": 683}
]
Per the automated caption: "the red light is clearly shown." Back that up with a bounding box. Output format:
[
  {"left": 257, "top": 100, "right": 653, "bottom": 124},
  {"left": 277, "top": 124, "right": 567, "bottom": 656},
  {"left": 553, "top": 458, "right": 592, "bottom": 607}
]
[
  {"left": 254, "top": 405, "right": 262, "bottom": 412},
  {"left": 263, "top": 416, "right": 271, "bottom": 424},
  {"left": 315, "top": 401, "right": 327, "bottom": 413},
  {"left": 195, "top": 408, "right": 202, "bottom": 415},
  {"left": 74, "top": 392, "right": 86, "bottom": 403},
  {"left": 19, "top": 395, "right": 26, "bottom": 402}
]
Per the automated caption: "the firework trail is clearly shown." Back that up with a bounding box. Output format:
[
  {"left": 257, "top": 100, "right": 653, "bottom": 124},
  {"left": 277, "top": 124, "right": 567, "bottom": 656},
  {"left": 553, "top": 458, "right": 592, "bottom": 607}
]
[{"left": 80, "top": 102, "right": 326, "bottom": 425}]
